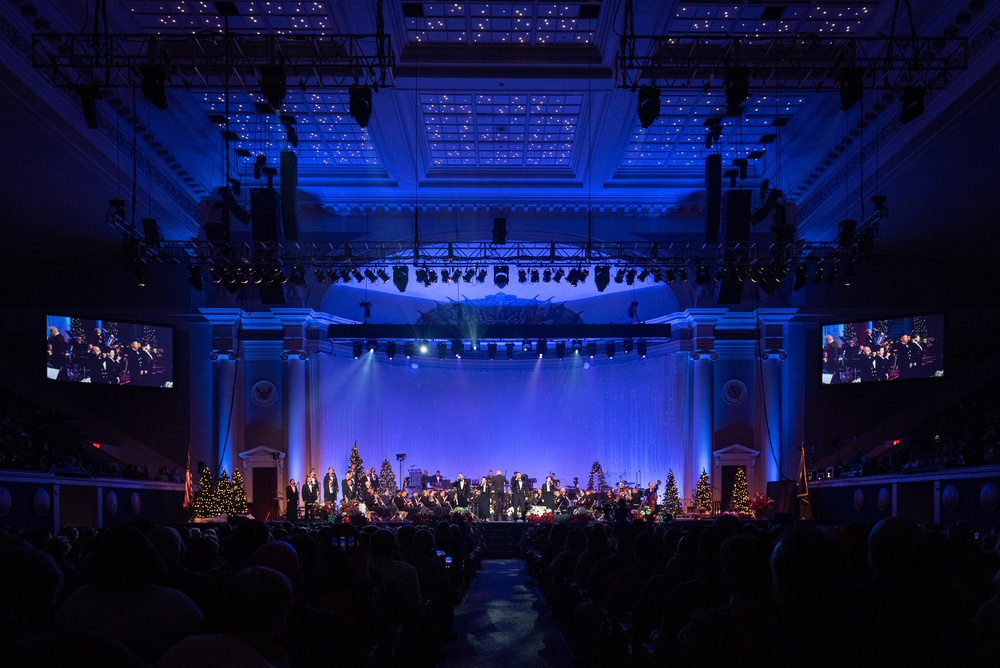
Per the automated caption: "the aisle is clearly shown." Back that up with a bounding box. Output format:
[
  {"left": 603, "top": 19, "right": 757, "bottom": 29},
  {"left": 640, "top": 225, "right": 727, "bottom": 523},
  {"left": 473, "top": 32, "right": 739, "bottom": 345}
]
[{"left": 441, "top": 559, "right": 575, "bottom": 668}]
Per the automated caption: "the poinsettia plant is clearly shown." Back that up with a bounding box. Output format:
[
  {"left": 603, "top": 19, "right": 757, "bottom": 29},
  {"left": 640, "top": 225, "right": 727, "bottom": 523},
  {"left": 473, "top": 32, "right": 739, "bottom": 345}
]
[
  {"left": 748, "top": 492, "right": 774, "bottom": 513},
  {"left": 526, "top": 505, "right": 554, "bottom": 524}
]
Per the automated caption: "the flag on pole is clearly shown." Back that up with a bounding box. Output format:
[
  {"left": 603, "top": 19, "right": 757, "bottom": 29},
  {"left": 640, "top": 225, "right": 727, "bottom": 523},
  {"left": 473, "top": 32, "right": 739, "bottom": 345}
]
[
  {"left": 183, "top": 448, "right": 194, "bottom": 510},
  {"left": 796, "top": 444, "right": 812, "bottom": 519}
]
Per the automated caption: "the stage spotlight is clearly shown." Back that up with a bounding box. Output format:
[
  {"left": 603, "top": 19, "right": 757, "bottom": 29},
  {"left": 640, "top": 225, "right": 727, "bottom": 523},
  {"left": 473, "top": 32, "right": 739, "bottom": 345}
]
[
  {"left": 259, "top": 63, "right": 287, "bottom": 110},
  {"left": 843, "top": 266, "right": 854, "bottom": 287},
  {"left": 352, "top": 341, "right": 362, "bottom": 359},
  {"left": 494, "top": 265, "right": 509, "bottom": 288},
  {"left": 792, "top": 265, "right": 809, "bottom": 291},
  {"left": 377, "top": 268, "right": 390, "bottom": 283},
  {"left": 436, "top": 342, "right": 447, "bottom": 359},
  {"left": 543, "top": 269, "right": 552, "bottom": 283},
  {"left": 826, "top": 267, "right": 838, "bottom": 283},
  {"left": 367, "top": 338, "right": 378, "bottom": 353},
  {"left": 139, "top": 65, "right": 168, "bottom": 110},
  {"left": 579, "top": 268, "right": 589, "bottom": 283},
  {"left": 464, "top": 268, "right": 475, "bottom": 282},
  {"left": 428, "top": 269, "right": 438, "bottom": 283},
  {"left": 451, "top": 339, "right": 463, "bottom": 358},
  {"left": 839, "top": 66, "right": 864, "bottom": 111},
  {"left": 553, "top": 268, "right": 565, "bottom": 283},
  {"left": 555, "top": 341, "right": 566, "bottom": 359},
  {"left": 530, "top": 268, "right": 540, "bottom": 283},
  {"left": 522, "top": 339, "right": 532, "bottom": 352},
  {"left": 595, "top": 266, "right": 610, "bottom": 292},
  {"left": 487, "top": 343, "right": 497, "bottom": 360},
  {"left": 471, "top": 340, "right": 480, "bottom": 351},
  {"left": 623, "top": 338, "right": 634, "bottom": 354},
  {"left": 568, "top": 268, "right": 580, "bottom": 286},
  {"left": 638, "top": 340, "right": 647, "bottom": 358},
  {"left": 586, "top": 342, "right": 597, "bottom": 358},
  {"left": 724, "top": 66, "right": 750, "bottom": 117},
  {"left": 350, "top": 268, "right": 364, "bottom": 283},
  {"left": 572, "top": 340, "right": 583, "bottom": 354},
  {"left": 900, "top": 86, "right": 925, "bottom": 124},
  {"left": 537, "top": 339, "right": 548, "bottom": 357},
  {"left": 404, "top": 342, "right": 414, "bottom": 358},
  {"left": 652, "top": 267, "right": 662, "bottom": 283},
  {"left": 812, "top": 266, "right": 825, "bottom": 284},
  {"left": 518, "top": 269, "right": 528, "bottom": 284},
  {"left": 506, "top": 343, "right": 515, "bottom": 360},
  {"left": 665, "top": 268, "right": 676, "bottom": 283},
  {"left": 419, "top": 340, "right": 429, "bottom": 353},
  {"left": 477, "top": 268, "right": 488, "bottom": 283},
  {"left": 386, "top": 341, "right": 397, "bottom": 360},
  {"left": 678, "top": 267, "right": 689, "bottom": 283},
  {"left": 606, "top": 341, "right": 616, "bottom": 359},
  {"left": 637, "top": 268, "right": 650, "bottom": 283},
  {"left": 695, "top": 265, "right": 712, "bottom": 285},
  {"left": 626, "top": 268, "right": 636, "bottom": 285},
  {"left": 313, "top": 268, "right": 326, "bottom": 283},
  {"left": 441, "top": 269, "right": 452, "bottom": 283},
  {"left": 349, "top": 85, "right": 373, "bottom": 128},
  {"left": 364, "top": 269, "right": 378, "bottom": 283},
  {"left": 637, "top": 85, "right": 661, "bottom": 129},
  {"left": 289, "top": 266, "right": 307, "bottom": 287},
  {"left": 415, "top": 268, "right": 428, "bottom": 285},
  {"left": 614, "top": 268, "right": 626, "bottom": 284}
]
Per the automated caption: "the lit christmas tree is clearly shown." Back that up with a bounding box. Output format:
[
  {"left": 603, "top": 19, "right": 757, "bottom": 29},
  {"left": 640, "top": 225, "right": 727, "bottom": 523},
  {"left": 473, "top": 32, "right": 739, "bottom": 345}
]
[
  {"left": 193, "top": 465, "right": 222, "bottom": 518},
  {"left": 729, "top": 467, "right": 750, "bottom": 514},
  {"left": 348, "top": 441, "right": 364, "bottom": 476},
  {"left": 694, "top": 468, "right": 712, "bottom": 514},
  {"left": 217, "top": 468, "right": 232, "bottom": 515},
  {"left": 663, "top": 469, "right": 682, "bottom": 517},
  {"left": 586, "top": 459, "right": 608, "bottom": 492},
  {"left": 378, "top": 458, "right": 397, "bottom": 494},
  {"left": 230, "top": 467, "right": 250, "bottom": 516}
]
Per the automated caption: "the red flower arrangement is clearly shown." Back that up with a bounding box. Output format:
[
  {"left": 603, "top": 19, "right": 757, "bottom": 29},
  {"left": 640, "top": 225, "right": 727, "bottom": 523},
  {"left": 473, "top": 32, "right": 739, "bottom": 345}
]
[
  {"left": 411, "top": 507, "right": 436, "bottom": 525},
  {"left": 748, "top": 492, "right": 774, "bottom": 515},
  {"left": 526, "top": 506, "right": 554, "bottom": 524}
]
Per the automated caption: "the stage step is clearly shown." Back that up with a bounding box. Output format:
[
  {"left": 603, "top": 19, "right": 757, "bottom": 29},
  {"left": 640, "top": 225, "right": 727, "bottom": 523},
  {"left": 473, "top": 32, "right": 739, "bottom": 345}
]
[{"left": 482, "top": 521, "right": 527, "bottom": 558}]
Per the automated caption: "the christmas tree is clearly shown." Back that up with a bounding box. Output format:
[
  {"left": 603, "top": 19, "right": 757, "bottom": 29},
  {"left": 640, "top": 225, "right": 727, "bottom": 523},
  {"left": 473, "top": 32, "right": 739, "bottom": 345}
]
[
  {"left": 193, "top": 465, "right": 222, "bottom": 518},
  {"left": 348, "top": 441, "right": 364, "bottom": 476},
  {"left": 729, "top": 467, "right": 750, "bottom": 513},
  {"left": 379, "top": 458, "right": 397, "bottom": 494},
  {"left": 663, "top": 469, "right": 682, "bottom": 517},
  {"left": 586, "top": 459, "right": 608, "bottom": 492},
  {"left": 694, "top": 468, "right": 712, "bottom": 514},
  {"left": 230, "top": 467, "right": 250, "bottom": 516},
  {"left": 217, "top": 468, "right": 232, "bottom": 514}
]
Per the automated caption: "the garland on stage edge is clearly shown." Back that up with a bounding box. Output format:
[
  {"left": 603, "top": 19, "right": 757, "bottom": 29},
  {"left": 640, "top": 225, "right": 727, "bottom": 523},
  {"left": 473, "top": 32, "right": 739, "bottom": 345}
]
[{"left": 587, "top": 459, "right": 608, "bottom": 492}]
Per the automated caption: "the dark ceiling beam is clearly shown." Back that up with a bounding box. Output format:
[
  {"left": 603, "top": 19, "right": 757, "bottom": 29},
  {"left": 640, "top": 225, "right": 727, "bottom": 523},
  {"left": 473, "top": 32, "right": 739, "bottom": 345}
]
[{"left": 327, "top": 323, "right": 671, "bottom": 342}]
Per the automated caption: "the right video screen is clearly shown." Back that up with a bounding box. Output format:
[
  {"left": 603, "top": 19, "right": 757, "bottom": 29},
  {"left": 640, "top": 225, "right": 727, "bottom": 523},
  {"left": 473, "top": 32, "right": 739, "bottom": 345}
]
[{"left": 821, "top": 313, "right": 944, "bottom": 385}]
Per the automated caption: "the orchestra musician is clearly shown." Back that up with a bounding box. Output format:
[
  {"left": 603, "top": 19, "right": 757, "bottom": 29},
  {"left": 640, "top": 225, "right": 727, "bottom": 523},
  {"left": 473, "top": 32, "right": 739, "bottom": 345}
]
[
  {"left": 510, "top": 472, "right": 528, "bottom": 521},
  {"left": 491, "top": 467, "right": 508, "bottom": 521},
  {"left": 323, "top": 467, "right": 339, "bottom": 504}
]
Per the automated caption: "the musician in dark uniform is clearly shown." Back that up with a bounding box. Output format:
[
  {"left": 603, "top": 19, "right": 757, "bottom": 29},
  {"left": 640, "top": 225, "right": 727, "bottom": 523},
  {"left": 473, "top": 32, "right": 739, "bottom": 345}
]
[
  {"left": 540, "top": 475, "right": 556, "bottom": 510},
  {"left": 302, "top": 474, "right": 319, "bottom": 519},
  {"left": 285, "top": 479, "right": 299, "bottom": 522},
  {"left": 477, "top": 476, "right": 492, "bottom": 520},
  {"left": 491, "top": 468, "right": 508, "bottom": 521},
  {"left": 342, "top": 470, "right": 358, "bottom": 502},
  {"left": 323, "top": 467, "right": 339, "bottom": 504},
  {"left": 510, "top": 472, "right": 528, "bottom": 521},
  {"left": 453, "top": 473, "right": 470, "bottom": 508}
]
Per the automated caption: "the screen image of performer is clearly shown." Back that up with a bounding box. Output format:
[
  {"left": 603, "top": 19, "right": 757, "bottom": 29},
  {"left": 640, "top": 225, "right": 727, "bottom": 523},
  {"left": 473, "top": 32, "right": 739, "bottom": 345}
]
[
  {"left": 491, "top": 467, "right": 508, "bottom": 521},
  {"left": 477, "top": 477, "right": 491, "bottom": 520},
  {"left": 453, "top": 473, "right": 470, "bottom": 507},
  {"left": 511, "top": 472, "right": 528, "bottom": 521},
  {"left": 323, "top": 467, "right": 338, "bottom": 504},
  {"left": 302, "top": 474, "right": 319, "bottom": 519},
  {"left": 285, "top": 479, "right": 299, "bottom": 522}
]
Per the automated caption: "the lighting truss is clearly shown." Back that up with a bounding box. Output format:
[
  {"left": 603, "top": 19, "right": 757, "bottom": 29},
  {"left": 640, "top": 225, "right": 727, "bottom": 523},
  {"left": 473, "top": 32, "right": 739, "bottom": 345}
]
[
  {"left": 615, "top": 35, "right": 966, "bottom": 93},
  {"left": 31, "top": 32, "right": 394, "bottom": 91}
]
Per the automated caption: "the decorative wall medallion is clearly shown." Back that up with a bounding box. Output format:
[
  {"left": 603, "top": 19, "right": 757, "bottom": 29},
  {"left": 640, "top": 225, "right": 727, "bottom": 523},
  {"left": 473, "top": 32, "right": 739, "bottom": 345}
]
[
  {"left": 130, "top": 492, "right": 142, "bottom": 515},
  {"left": 0, "top": 486, "right": 11, "bottom": 516},
  {"left": 251, "top": 379, "right": 277, "bottom": 407},
  {"left": 941, "top": 484, "right": 960, "bottom": 512},
  {"left": 33, "top": 488, "right": 51, "bottom": 516},
  {"left": 981, "top": 482, "right": 999, "bottom": 512},
  {"left": 722, "top": 379, "right": 748, "bottom": 405},
  {"left": 105, "top": 490, "right": 119, "bottom": 515},
  {"left": 853, "top": 489, "right": 865, "bottom": 512},
  {"left": 877, "top": 487, "right": 891, "bottom": 512}
]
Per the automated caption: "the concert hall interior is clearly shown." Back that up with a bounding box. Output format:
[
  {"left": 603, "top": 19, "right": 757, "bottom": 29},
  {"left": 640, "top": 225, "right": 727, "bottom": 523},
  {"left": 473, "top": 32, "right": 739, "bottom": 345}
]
[{"left": 2, "top": 3, "right": 1000, "bottom": 661}]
